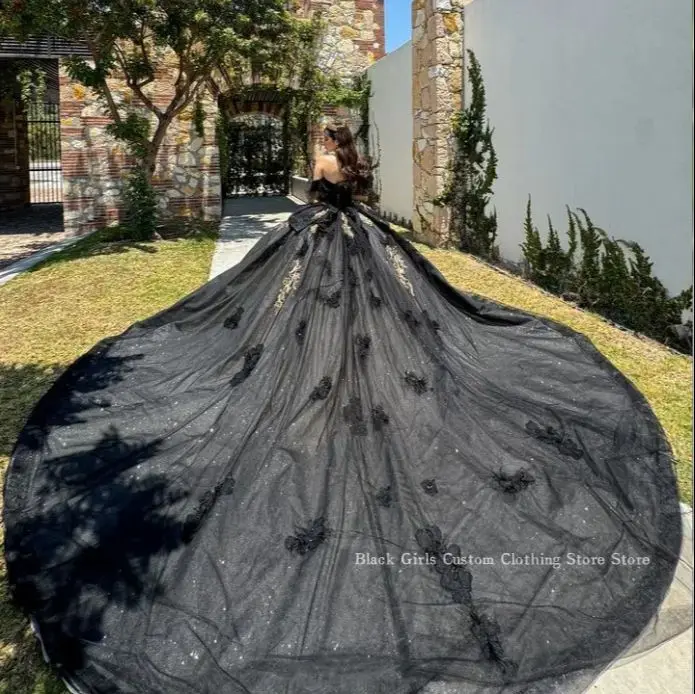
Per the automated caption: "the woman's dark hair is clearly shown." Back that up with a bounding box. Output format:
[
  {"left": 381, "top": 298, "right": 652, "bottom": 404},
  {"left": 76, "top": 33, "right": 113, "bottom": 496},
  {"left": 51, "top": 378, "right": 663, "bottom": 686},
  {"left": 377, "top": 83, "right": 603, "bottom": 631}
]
[{"left": 324, "top": 122, "right": 371, "bottom": 192}]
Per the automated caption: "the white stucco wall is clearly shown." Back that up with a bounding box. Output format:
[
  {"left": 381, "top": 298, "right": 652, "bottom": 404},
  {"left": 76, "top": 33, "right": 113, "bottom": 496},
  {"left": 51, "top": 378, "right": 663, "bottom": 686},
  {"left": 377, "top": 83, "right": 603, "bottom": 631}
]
[
  {"left": 367, "top": 41, "right": 413, "bottom": 222},
  {"left": 464, "top": 0, "right": 693, "bottom": 293}
]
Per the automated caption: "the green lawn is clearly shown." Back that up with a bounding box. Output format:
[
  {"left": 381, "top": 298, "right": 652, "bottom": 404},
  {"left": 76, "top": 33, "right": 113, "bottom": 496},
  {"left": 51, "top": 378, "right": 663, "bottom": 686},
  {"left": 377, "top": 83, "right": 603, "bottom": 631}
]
[{"left": 0, "top": 222, "right": 691, "bottom": 692}]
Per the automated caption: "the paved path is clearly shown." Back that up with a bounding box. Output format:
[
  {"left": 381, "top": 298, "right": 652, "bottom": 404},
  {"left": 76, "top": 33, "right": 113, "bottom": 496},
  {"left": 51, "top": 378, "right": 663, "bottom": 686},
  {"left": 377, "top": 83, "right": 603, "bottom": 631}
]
[
  {"left": 213, "top": 196, "right": 693, "bottom": 694},
  {"left": 0, "top": 232, "right": 93, "bottom": 288},
  {"left": 209, "top": 196, "right": 301, "bottom": 280},
  {"left": 0, "top": 196, "right": 300, "bottom": 288},
  {"left": 587, "top": 504, "right": 692, "bottom": 694},
  {"left": 0, "top": 204, "right": 68, "bottom": 271}
]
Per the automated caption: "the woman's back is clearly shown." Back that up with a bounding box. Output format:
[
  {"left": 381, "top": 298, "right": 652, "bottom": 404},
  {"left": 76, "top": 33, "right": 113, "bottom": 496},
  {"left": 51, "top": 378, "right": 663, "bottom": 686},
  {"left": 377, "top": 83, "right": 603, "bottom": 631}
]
[{"left": 315, "top": 153, "right": 346, "bottom": 184}]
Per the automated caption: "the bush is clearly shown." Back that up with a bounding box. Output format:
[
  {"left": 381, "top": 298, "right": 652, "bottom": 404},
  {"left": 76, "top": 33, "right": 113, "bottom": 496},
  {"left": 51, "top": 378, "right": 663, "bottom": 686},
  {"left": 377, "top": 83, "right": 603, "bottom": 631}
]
[
  {"left": 521, "top": 198, "right": 577, "bottom": 295},
  {"left": 123, "top": 169, "right": 158, "bottom": 241},
  {"left": 521, "top": 196, "right": 693, "bottom": 352},
  {"left": 435, "top": 50, "right": 499, "bottom": 260}
]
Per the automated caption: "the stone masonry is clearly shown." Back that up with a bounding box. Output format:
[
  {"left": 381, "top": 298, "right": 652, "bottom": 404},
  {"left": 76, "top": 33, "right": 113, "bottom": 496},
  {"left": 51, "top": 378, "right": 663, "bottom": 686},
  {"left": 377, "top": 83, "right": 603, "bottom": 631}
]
[
  {"left": 301, "top": 0, "right": 385, "bottom": 173},
  {"left": 307, "top": 0, "right": 386, "bottom": 78},
  {"left": 59, "top": 55, "right": 221, "bottom": 235},
  {"left": 58, "top": 1, "right": 384, "bottom": 235},
  {"left": 412, "top": 0, "right": 465, "bottom": 246}
]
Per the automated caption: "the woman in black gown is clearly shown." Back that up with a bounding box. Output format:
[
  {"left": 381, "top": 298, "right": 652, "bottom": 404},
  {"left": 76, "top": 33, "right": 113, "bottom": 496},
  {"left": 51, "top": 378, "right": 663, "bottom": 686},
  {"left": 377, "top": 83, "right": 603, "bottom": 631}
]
[{"left": 2, "top": 121, "right": 690, "bottom": 694}]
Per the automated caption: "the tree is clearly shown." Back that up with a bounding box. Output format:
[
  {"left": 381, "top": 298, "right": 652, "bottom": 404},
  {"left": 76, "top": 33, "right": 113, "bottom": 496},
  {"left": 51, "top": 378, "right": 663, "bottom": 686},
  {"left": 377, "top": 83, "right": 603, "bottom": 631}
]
[
  {"left": 3, "top": 0, "right": 295, "bottom": 180},
  {"left": 435, "top": 49, "right": 499, "bottom": 260},
  {"left": 275, "top": 12, "right": 372, "bottom": 180},
  {"left": 1, "top": 0, "right": 298, "bottom": 236}
]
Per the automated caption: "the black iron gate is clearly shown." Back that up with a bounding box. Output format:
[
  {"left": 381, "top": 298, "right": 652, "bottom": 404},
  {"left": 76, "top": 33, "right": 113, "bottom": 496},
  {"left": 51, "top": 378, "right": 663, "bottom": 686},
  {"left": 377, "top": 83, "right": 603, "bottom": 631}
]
[
  {"left": 26, "top": 100, "right": 62, "bottom": 204},
  {"left": 222, "top": 115, "right": 289, "bottom": 198}
]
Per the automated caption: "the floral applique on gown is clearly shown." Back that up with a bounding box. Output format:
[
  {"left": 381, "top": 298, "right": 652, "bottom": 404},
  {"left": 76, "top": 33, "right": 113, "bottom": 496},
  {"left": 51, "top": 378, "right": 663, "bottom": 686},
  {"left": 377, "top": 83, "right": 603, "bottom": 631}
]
[{"left": 3, "top": 176, "right": 690, "bottom": 694}]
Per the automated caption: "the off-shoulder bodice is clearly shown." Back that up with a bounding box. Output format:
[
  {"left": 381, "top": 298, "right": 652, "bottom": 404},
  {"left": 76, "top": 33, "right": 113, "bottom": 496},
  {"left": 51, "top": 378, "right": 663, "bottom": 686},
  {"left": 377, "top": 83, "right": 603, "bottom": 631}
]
[{"left": 309, "top": 177, "right": 354, "bottom": 208}]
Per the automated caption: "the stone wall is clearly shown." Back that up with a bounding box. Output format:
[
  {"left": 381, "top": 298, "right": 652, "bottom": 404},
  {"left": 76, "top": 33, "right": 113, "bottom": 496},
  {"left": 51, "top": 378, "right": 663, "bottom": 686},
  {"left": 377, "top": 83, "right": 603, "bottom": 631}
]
[
  {"left": 307, "top": 0, "right": 385, "bottom": 78},
  {"left": 303, "top": 0, "right": 385, "bottom": 170},
  {"left": 0, "top": 97, "right": 30, "bottom": 211},
  {"left": 59, "top": 57, "right": 221, "bottom": 235},
  {"left": 412, "top": 0, "right": 464, "bottom": 246},
  {"left": 55, "top": 1, "right": 383, "bottom": 235}
]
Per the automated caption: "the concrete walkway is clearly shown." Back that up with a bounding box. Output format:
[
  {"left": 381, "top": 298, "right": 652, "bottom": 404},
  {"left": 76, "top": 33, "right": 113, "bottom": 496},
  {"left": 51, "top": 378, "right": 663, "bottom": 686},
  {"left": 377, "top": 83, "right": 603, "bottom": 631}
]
[
  {"left": 209, "top": 196, "right": 301, "bottom": 280},
  {"left": 0, "top": 195, "right": 300, "bottom": 288},
  {"left": 0, "top": 204, "right": 66, "bottom": 272},
  {"left": 214, "top": 196, "right": 693, "bottom": 694},
  {"left": 588, "top": 504, "right": 693, "bottom": 694},
  {"left": 0, "top": 230, "right": 94, "bottom": 287}
]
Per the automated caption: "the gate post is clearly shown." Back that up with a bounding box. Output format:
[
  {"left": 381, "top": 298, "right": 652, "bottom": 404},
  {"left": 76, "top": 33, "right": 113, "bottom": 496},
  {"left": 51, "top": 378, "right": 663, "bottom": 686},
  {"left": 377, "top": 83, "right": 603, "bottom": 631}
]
[
  {"left": 0, "top": 94, "right": 30, "bottom": 211},
  {"left": 412, "top": 0, "right": 465, "bottom": 247}
]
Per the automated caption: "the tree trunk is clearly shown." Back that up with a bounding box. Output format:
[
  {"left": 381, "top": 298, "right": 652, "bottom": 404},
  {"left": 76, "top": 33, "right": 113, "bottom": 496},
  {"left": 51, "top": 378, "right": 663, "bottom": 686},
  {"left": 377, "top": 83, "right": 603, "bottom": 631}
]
[
  {"left": 145, "top": 113, "right": 175, "bottom": 184},
  {"left": 143, "top": 148, "right": 157, "bottom": 186}
]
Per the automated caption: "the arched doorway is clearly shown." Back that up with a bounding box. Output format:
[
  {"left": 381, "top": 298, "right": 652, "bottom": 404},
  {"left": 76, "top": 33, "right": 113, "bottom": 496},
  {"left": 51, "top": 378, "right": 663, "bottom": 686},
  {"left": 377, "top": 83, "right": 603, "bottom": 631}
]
[{"left": 218, "top": 88, "right": 291, "bottom": 199}]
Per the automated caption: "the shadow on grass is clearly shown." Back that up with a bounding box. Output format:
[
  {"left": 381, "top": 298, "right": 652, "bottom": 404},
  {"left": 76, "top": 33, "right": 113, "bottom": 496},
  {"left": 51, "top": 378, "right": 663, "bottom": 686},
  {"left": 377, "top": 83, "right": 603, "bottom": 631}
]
[
  {"left": 1, "top": 353, "right": 194, "bottom": 691},
  {"left": 25, "top": 219, "right": 219, "bottom": 274},
  {"left": 1, "top": 458, "right": 190, "bottom": 693},
  {"left": 0, "top": 579, "right": 67, "bottom": 694},
  {"left": 0, "top": 242, "right": 68, "bottom": 273},
  {"left": 0, "top": 347, "right": 144, "bottom": 461},
  {"left": 0, "top": 363, "right": 65, "bottom": 463}
]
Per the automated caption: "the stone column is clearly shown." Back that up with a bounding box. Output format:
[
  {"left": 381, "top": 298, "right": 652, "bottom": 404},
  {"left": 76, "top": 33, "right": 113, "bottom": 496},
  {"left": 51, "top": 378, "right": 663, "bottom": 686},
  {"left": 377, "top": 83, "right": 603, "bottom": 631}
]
[{"left": 412, "top": 0, "right": 464, "bottom": 246}]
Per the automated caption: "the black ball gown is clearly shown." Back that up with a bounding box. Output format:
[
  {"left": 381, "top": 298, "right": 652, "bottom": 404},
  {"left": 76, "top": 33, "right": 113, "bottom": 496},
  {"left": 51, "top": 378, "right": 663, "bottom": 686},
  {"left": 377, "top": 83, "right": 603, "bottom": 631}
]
[{"left": 3, "top": 177, "right": 689, "bottom": 694}]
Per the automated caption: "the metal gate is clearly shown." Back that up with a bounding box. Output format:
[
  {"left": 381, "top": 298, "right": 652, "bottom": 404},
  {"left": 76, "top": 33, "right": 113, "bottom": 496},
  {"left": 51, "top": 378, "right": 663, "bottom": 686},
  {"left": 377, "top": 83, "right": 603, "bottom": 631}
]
[
  {"left": 223, "top": 115, "right": 289, "bottom": 198},
  {"left": 26, "top": 100, "right": 62, "bottom": 204}
]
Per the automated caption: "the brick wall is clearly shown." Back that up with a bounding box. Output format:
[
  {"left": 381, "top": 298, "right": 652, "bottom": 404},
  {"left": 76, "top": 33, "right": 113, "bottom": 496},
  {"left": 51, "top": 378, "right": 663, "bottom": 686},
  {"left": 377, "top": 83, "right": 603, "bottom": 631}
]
[
  {"left": 57, "top": 1, "right": 384, "bottom": 234},
  {"left": 0, "top": 97, "right": 30, "bottom": 211},
  {"left": 304, "top": 0, "right": 385, "bottom": 171},
  {"left": 59, "top": 58, "right": 221, "bottom": 235}
]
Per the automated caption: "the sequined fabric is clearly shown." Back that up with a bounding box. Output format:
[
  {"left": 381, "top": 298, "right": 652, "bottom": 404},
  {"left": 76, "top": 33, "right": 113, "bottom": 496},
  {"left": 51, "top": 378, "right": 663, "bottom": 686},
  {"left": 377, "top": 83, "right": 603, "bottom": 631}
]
[{"left": 2, "top": 177, "right": 688, "bottom": 694}]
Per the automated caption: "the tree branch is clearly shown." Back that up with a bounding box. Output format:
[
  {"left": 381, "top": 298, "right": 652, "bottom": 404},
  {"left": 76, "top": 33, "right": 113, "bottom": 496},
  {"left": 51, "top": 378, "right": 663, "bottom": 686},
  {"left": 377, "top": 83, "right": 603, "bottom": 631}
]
[
  {"left": 84, "top": 35, "right": 122, "bottom": 126},
  {"left": 113, "top": 41, "right": 163, "bottom": 119},
  {"left": 134, "top": 20, "right": 156, "bottom": 90}
]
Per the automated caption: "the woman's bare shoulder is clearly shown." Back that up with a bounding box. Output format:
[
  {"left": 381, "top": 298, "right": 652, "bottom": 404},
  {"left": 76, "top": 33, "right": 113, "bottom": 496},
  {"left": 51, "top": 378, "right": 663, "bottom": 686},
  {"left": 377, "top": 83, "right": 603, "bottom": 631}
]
[{"left": 318, "top": 153, "right": 338, "bottom": 167}]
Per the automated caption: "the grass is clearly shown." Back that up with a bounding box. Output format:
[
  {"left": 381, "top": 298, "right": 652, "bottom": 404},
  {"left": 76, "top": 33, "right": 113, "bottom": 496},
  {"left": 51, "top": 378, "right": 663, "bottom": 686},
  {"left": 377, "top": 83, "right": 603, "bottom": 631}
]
[
  {"left": 0, "top": 218, "right": 691, "bottom": 692},
  {"left": 0, "top": 224, "right": 218, "bottom": 694}
]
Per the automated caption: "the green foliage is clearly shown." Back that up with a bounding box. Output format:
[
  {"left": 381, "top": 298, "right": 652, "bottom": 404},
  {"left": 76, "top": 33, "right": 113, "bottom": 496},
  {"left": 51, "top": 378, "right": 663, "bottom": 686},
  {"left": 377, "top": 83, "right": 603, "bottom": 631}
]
[
  {"left": 17, "top": 65, "right": 47, "bottom": 104},
  {"left": 210, "top": 12, "right": 368, "bottom": 180},
  {"left": 123, "top": 169, "right": 158, "bottom": 241},
  {"left": 2, "top": 0, "right": 297, "bottom": 238},
  {"left": 521, "top": 197, "right": 543, "bottom": 276},
  {"left": 435, "top": 50, "right": 499, "bottom": 260},
  {"left": 278, "top": 13, "right": 370, "bottom": 177},
  {"left": 521, "top": 197, "right": 577, "bottom": 295},
  {"left": 216, "top": 113, "right": 230, "bottom": 198},
  {"left": 521, "top": 200, "right": 692, "bottom": 351},
  {"left": 0, "top": 62, "right": 46, "bottom": 104},
  {"left": 27, "top": 122, "right": 55, "bottom": 159},
  {"left": 352, "top": 72, "right": 372, "bottom": 157},
  {"left": 105, "top": 112, "right": 152, "bottom": 161},
  {"left": 193, "top": 98, "right": 206, "bottom": 139}
]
